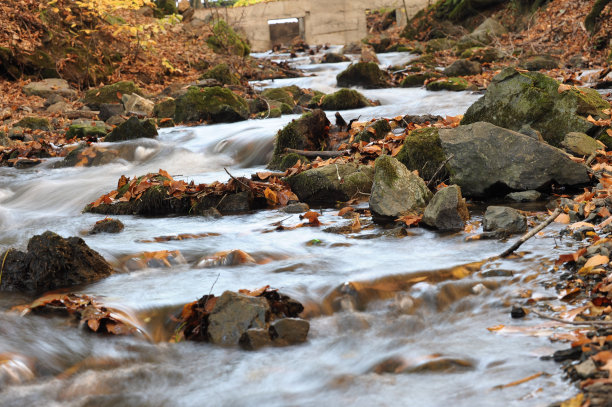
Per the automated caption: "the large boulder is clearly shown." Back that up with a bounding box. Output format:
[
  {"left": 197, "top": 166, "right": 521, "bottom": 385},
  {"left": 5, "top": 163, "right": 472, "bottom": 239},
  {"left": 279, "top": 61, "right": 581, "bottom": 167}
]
[
  {"left": 520, "top": 55, "right": 560, "bottom": 71},
  {"left": 15, "top": 117, "right": 50, "bottom": 131},
  {"left": 396, "top": 127, "right": 448, "bottom": 181},
  {"left": 267, "top": 109, "right": 330, "bottom": 170},
  {"left": 207, "top": 291, "right": 269, "bottom": 346},
  {"left": 336, "top": 62, "right": 388, "bottom": 89},
  {"left": 461, "top": 68, "right": 611, "bottom": 146},
  {"left": 83, "top": 81, "right": 143, "bottom": 109},
  {"left": 422, "top": 185, "right": 470, "bottom": 231},
  {"left": 483, "top": 206, "right": 527, "bottom": 234},
  {"left": 173, "top": 86, "right": 249, "bottom": 124},
  {"left": 105, "top": 117, "right": 157, "bottom": 142},
  {"left": 369, "top": 155, "right": 432, "bottom": 220},
  {"left": 438, "top": 122, "right": 590, "bottom": 197},
  {"left": 200, "top": 63, "right": 240, "bottom": 85},
  {"left": 23, "top": 78, "right": 77, "bottom": 99},
  {"left": 318, "top": 88, "right": 371, "bottom": 110},
  {"left": 0, "top": 231, "right": 114, "bottom": 292},
  {"left": 287, "top": 163, "right": 374, "bottom": 205},
  {"left": 206, "top": 20, "right": 250, "bottom": 57}
]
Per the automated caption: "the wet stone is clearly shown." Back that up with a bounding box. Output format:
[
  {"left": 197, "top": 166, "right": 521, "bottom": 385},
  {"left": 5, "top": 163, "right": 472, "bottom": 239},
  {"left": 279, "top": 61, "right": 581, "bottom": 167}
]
[
  {"left": 207, "top": 291, "right": 269, "bottom": 346},
  {"left": 282, "top": 202, "right": 310, "bottom": 213},
  {"left": 270, "top": 318, "right": 310, "bottom": 345},
  {"left": 239, "top": 328, "right": 272, "bottom": 351},
  {"left": 89, "top": 218, "right": 125, "bottom": 234},
  {"left": 572, "top": 358, "right": 598, "bottom": 380},
  {"left": 510, "top": 305, "right": 526, "bottom": 318},
  {"left": 483, "top": 206, "right": 526, "bottom": 234},
  {"left": 482, "top": 269, "right": 514, "bottom": 278}
]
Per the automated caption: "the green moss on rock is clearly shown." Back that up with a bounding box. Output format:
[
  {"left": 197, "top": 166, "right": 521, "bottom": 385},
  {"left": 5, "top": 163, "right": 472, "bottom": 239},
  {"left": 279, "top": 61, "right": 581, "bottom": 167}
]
[
  {"left": 396, "top": 127, "right": 447, "bottom": 180},
  {"left": 173, "top": 86, "right": 249, "bottom": 124},
  {"left": 355, "top": 119, "right": 392, "bottom": 142},
  {"left": 461, "top": 67, "right": 611, "bottom": 146},
  {"left": 206, "top": 20, "right": 250, "bottom": 57},
  {"left": 261, "top": 88, "right": 296, "bottom": 107},
  {"left": 318, "top": 88, "right": 371, "bottom": 110},
  {"left": 15, "top": 117, "right": 50, "bottom": 131},
  {"left": 200, "top": 64, "right": 240, "bottom": 85},
  {"left": 105, "top": 117, "right": 157, "bottom": 142},
  {"left": 66, "top": 124, "right": 108, "bottom": 139},
  {"left": 426, "top": 77, "right": 471, "bottom": 91},
  {"left": 83, "top": 81, "right": 142, "bottom": 109},
  {"left": 336, "top": 62, "right": 388, "bottom": 89},
  {"left": 400, "top": 72, "right": 441, "bottom": 87},
  {"left": 153, "top": 98, "right": 176, "bottom": 118},
  {"left": 425, "top": 38, "right": 455, "bottom": 53}
]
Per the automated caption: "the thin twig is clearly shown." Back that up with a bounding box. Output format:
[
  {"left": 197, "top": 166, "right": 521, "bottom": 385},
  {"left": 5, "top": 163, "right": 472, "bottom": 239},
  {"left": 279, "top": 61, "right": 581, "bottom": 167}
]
[
  {"left": 529, "top": 308, "right": 612, "bottom": 326},
  {"left": 426, "top": 154, "right": 454, "bottom": 189},
  {"left": 224, "top": 167, "right": 250, "bottom": 189},
  {"left": 499, "top": 208, "right": 561, "bottom": 257},
  {"left": 0, "top": 249, "right": 11, "bottom": 287}
]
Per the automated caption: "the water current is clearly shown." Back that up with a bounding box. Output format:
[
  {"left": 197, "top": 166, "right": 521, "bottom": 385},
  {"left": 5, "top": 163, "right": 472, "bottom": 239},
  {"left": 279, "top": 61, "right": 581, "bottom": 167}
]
[{"left": 0, "top": 48, "right": 582, "bottom": 406}]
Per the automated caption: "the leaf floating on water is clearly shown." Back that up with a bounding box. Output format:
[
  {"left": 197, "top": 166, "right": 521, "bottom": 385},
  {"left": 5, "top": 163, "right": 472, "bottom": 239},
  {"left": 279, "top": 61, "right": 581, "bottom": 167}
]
[{"left": 300, "top": 211, "right": 322, "bottom": 226}]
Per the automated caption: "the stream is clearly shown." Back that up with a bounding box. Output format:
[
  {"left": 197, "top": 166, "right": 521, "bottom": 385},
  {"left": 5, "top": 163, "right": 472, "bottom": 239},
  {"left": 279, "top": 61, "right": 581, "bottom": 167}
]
[{"left": 0, "top": 48, "right": 581, "bottom": 406}]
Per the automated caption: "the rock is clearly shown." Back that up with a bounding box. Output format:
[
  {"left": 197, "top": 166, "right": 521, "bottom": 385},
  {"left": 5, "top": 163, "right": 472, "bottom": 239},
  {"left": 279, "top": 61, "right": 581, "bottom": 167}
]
[
  {"left": 360, "top": 45, "right": 379, "bottom": 64},
  {"left": 83, "top": 81, "right": 143, "bottom": 109},
  {"left": 443, "top": 59, "right": 482, "bottom": 77},
  {"left": 354, "top": 119, "right": 391, "bottom": 142},
  {"left": 573, "top": 358, "right": 598, "bottom": 380},
  {"left": 261, "top": 87, "right": 296, "bottom": 108},
  {"left": 155, "top": 0, "right": 176, "bottom": 15},
  {"left": 195, "top": 78, "right": 223, "bottom": 88},
  {"left": 483, "top": 206, "right": 527, "bottom": 234},
  {"left": 336, "top": 62, "right": 388, "bottom": 89},
  {"left": 461, "top": 47, "right": 504, "bottom": 63},
  {"left": 99, "top": 103, "right": 125, "bottom": 121},
  {"left": 23, "top": 78, "right": 76, "bottom": 99},
  {"left": 562, "top": 132, "right": 602, "bottom": 156},
  {"left": 457, "top": 18, "right": 507, "bottom": 51},
  {"left": 426, "top": 77, "right": 473, "bottom": 91},
  {"left": 461, "top": 68, "right": 611, "bottom": 147},
  {"left": 239, "top": 328, "right": 272, "bottom": 350},
  {"left": 425, "top": 38, "right": 455, "bottom": 53},
  {"left": 439, "top": 122, "right": 590, "bottom": 197},
  {"left": 105, "top": 117, "right": 157, "bottom": 142},
  {"left": 400, "top": 72, "right": 441, "bottom": 87},
  {"left": 122, "top": 93, "right": 155, "bottom": 117},
  {"left": 153, "top": 98, "right": 176, "bottom": 118},
  {"left": 66, "top": 124, "right": 109, "bottom": 139},
  {"left": 106, "top": 115, "right": 126, "bottom": 126},
  {"left": 173, "top": 86, "right": 249, "bottom": 124},
  {"left": 46, "top": 101, "right": 71, "bottom": 114},
  {"left": 505, "top": 190, "right": 541, "bottom": 202},
  {"left": 369, "top": 155, "right": 432, "bottom": 220},
  {"left": 321, "top": 53, "right": 349, "bottom": 63},
  {"left": 288, "top": 163, "right": 374, "bottom": 205},
  {"left": 396, "top": 127, "right": 447, "bottom": 180},
  {"left": 518, "top": 124, "right": 543, "bottom": 141},
  {"left": 402, "top": 114, "right": 443, "bottom": 125},
  {"left": 177, "top": 0, "right": 190, "bottom": 14},
  {"left": 342, "top": 42, "right": 361, "bottom": 54},
  {"left": 200, "top": 63, "right": 240, "bottom": 85},
  {"left": 15, "top": 117, "right": 50, "bottom": 131},
  {"left": 89, "top": 218, "right": 125, "bottom": 234},
  {"left": 282, "top": 202, "right": 310, "bottom": 213},
  {"left": 422, "top": 185, "right": 470, "bottom": 231},
  {"left": 207, "top": 291, "right": 269, "bottom": 346},
  {"left": 510, "top": 305, "right": 526, "bottom": 318},
  {"left": 270, "top": 318, "right": 310, "bottom": 345},
  {"left": 8, "top": 127, "right": 24, "bottom": 140},
  {"left": 318, "top": 88, "right": 371, "bottom": 110},
  {"left": 206, "top": 20, "right": 250, "bottom": 57},
  {"left": 0, "top": 131, "right": 10, "bottom": 147},
  {"left": 0, "top": 231, "right": 114, "bottom": 293},
  {"left": 61, "top": 144, "right": 119, "bottom": 167},
  {"left": 0, "top": 107, "right": 11, "bottom": 121},
  {"left": 520, "top": 55, "right": 560, "bottom": 71},
  {"left": 44, "top": 94, "right": 64, "bottom": 106},
  {"left": 267, "top": 109, "right": 330, "bottom": 170}
]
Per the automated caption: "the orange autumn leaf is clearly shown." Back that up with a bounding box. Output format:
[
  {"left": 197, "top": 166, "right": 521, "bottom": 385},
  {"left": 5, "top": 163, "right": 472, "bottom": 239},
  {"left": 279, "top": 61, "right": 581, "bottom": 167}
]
[
  {"left": 301, "top": 211, "right": 321, "bottom": 226},
  {"left": 264, "top": 187, "right": 278, "bottom": 205},
  {"left": 555, "top": 248, "right": 587, "bottom": 266},
  {"left": 554, "top": 213, "right": 570, "bottom": 224},
  {"left": 558, "top": 83, "right": 573, "bottom": 93},
  {"left": 397, "top": 214, "right": 422, "bottom": 227}
]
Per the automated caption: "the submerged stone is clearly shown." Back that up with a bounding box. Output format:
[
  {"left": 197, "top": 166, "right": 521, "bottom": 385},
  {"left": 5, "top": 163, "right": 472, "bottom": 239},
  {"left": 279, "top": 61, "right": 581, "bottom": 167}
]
[{"left": 336, "top": 62, "right": 388, "bottom": 88}]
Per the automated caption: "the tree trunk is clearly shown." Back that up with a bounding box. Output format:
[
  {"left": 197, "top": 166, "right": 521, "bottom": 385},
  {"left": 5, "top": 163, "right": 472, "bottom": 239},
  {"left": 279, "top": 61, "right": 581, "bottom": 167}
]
[{"left": 585, "top": 0, "right": 611, "bottom": 33}]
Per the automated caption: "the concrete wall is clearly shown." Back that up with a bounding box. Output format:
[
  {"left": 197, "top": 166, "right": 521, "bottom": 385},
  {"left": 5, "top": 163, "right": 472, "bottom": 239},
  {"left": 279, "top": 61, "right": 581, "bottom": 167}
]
[{"left": 195, "top": 0, "right": 430, "bottom": 52}]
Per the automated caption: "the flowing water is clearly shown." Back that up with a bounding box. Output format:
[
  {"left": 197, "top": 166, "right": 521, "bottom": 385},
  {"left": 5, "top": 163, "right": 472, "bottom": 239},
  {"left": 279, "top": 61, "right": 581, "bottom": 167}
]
[{"left": 0, "top": 49, "right": 581, "bottom": 406}]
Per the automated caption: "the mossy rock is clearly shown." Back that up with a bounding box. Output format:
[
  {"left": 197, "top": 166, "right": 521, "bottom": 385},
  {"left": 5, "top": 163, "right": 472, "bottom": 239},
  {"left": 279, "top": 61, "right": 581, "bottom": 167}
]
[
  {"left": 200, "top": 64, "right": 240, "bottom": 85},
  {"left": 336, "top": 62, "right": 388, "bottom": 89},
  {"left": 426, "top": 77, "right": 471, "bottom": 91},
  {"left": 0, "top": 131, "right": 10, "bottom": 147},
  {"left": 275, "top": 152, "right": 309, "bottom": 168},
  {"left": 262, "top": 88, "right": 296, "bottom": 107},
  {"left": 355, "top": 119, "right": 392, "bottom": 142},
  {"left": 83, "top": 81, "right": 143, "bottom": 109},
  {"left": 287, "top": 163, "right": 375, "bottom": 205},
  {"left": 306, "top": 91, "right": 326, "bottom": 108},
  {"left": 105, "top": 117, "right": 158, "bottom": 142},
  {"left": 425, "top": 38, "right": 455, "bottom": 53},
  {"left": 66, "top": 124, "right": 108, "bottom": 139},
  {"left": 460, "top": 47, "right": 503, "bottom": 63},
  {"left": 173, "top": 86, "right": 249, "bottom": 124},
  {"left": 15, "top": 117, "right": 50, "bottom": 131},
  {"left": 461, "top": 67, "right": 611, "bottom": 146},
  {"left": 408, "top": 54, "right": 435, "bottom": 67},
  {"left": 26, "top": 50, "right": 58, "bottom": 78},
  {"left": 318, "top": 88, "right": 371, "bottom": 110},
  {"left": 157, "top": 118, "right": 175, "bottom": 128},
  {"left": 155, "top": 0, "right": 176, "bottom": 15},
  {"left": 396, "top": 127, "right": 447, "bottom": 181},
  {"left": 153, "top": 98, "right": 176, "bottom": 118},
  {"left": 268, "top": 109, "right": 330, "bottom": 170},
  {"left": 400, "top": 72, "right": 441, "bottom": 87},
  {"left": 268, "top": 108, "right": 282, "bottom": 118},
  {"left": 206, "top": 20, "right": 250, "bottom": 57}
]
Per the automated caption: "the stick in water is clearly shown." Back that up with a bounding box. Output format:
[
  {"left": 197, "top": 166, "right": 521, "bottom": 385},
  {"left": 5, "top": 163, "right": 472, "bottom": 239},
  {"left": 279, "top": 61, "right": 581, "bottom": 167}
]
[{"left": 499, "top": 208, "right": 561, "bottom": 258}]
